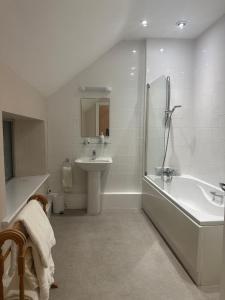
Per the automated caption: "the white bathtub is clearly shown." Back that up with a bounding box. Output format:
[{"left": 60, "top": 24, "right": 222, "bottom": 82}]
[
  {"left": 149, "top": 175, "right": 224, "bottom": 225},
  {"left": 142, "top": 175, "right": 224, "bottom": 286}
]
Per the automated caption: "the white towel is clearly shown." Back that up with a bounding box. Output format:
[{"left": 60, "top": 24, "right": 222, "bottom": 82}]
[
  {"left": 6, "top": 246, "right": 39, "bottom": 300},
  {"left": 5, "top": 290, "right": 39, "bottom": 300},
  {"left": 62, "top": 165, "right": 72, "bottom": 192},
  {"left": 16, "top": 200, "right": 56, "bottom": 268},
  {"left": 9, "top": 200, "right": 56, "bottom": 300},
  {"left": 28, "top": 241, "right": 54, "bottom": 300},
  {"left": 8, "top": 240, "right": 54, "bottom": 300}
]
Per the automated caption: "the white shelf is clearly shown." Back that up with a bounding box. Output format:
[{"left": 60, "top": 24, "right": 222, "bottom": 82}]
[
  {"left": 2, "top": 174, "right": 49, "bottom": 227},
  {"left": 81, "top": 141, "right": 111, "bottom": 145}
]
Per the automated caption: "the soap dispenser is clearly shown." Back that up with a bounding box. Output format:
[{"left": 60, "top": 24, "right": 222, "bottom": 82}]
[{"left": 99, "top": 132, "right": 105, "bottom": 144}]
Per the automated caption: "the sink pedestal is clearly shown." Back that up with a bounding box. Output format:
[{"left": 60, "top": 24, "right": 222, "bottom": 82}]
[
  {"left": 87, "top": 171, "right": 101, "bottom": 215},
  {"left": 75, "top": 157, "right": 112, "bottom": 215}
]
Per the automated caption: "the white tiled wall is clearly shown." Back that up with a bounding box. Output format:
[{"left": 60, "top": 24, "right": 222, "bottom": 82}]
[
  {"left": 146, "top": 38, "right": 195, "bottom": 175},
  {"left": 192, "top": 15, "right": 225, "bottom": 185},
  {"left": 146, "top": 14, "right": 225, "bottom": 187},
  {"left": 47, "top": 41, "right": 145, "bottom": 209}
]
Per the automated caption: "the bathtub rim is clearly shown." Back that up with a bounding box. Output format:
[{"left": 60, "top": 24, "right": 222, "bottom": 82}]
[{"left": 143, "top": 175, "right": 224, "bottom": 226}]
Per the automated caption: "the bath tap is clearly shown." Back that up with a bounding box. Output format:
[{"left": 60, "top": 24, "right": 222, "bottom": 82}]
[
  {"left": 161, "top": 167, "right": 175, "bottom": 182},
  {"left": 92, "top": 150, "right": 96, "bottom": 160},
  {"left": 210, "top": 191, "right": 224, "bottom": 205}
]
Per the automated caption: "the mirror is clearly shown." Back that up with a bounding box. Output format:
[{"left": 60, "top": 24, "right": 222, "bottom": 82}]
[{"left": 81, "top": 98, "right": 110, "bottom": 137}]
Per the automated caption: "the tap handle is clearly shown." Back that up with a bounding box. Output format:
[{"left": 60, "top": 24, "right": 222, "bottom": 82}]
[{"left": 219, "top": 183, "right": 225, "bottom": 192}]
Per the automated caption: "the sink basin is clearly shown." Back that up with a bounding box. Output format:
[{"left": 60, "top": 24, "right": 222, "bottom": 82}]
[
  {"left": 75, "top": 156, "right": 112, "bottom": 215},
  {"left": 75, "top": 157, "right": 112, "bottom": 172}
]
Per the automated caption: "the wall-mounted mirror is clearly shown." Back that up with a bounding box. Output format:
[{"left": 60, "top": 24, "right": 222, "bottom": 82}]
[{"left": 81, "top": 98, "right": 110, "bottom": 137}]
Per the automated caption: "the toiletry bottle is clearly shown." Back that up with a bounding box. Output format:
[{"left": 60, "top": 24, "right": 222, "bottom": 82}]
[{"left": 100, "top": 132, "right": 104, "bottom": 144}]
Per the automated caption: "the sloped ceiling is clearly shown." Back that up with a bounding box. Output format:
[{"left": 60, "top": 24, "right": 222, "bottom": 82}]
[
  {"left": 0, "top": 0, "right": 224, "bottom": 96},
  {"left": 0, "top": 0, "right": 131, "bottom": 96}
]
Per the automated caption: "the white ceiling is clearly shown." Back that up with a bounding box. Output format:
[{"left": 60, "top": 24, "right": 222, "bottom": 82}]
[
  {"left": 124, "top": 0, "right": 225, "bottom": 39},
  {"left": 0, "top": 0, "right": 224, "bottom": 96}
]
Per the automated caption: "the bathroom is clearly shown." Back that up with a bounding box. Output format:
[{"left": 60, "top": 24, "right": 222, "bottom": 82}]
[{"left": 0, "top": 1, "right": 225, "bottom": 299}]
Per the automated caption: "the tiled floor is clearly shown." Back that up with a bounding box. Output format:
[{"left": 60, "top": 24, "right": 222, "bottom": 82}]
[{"left": 50, "top": 210, "right": 220, "bottom": 300}]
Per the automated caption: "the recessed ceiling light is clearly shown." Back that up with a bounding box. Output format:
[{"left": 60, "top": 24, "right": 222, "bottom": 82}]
[
  {"left": 131, "top": 66, "right": 136, "bottom": 71},
  {"left": 141, "top": 20, "right": 148, "bottom": 27},
  {"left": 130, "top": 72, "right": 135, "bottom": 76},
  {"left": 132, "top": 49, "right": 137, "bottom": 54},
  {"left": 159, "top": 48, "right": 164, "bottom": 53},
  {"left": 176, "top": 20, "right": 187, "bottom": 30}
]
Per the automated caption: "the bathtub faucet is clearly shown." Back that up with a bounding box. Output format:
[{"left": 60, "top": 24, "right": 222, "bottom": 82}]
[
  {"left": 161, "top": 167, "right": 175, "bottom": 182},
  {"left": 210, "top": 191, "right": 224, "bottom": 205}
]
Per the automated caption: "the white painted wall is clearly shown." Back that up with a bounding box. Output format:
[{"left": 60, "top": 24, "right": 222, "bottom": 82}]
[
  {"left": 0, "top": 63, "right": 46, "bottom": 222},
  {"left": 13, "top": 119, "right": 47, "bottom": 176},
  {"left": 0, "top": 63, "right": 46, "bottom": 120},
  {"left": 0, "top": 113, "right": 6, "bottom": 221},
  {"left": 47, "top": 40, "right": 145, "bottom": 209}
]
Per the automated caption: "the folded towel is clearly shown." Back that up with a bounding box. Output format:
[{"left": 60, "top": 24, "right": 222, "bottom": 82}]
[
  {"left": 9, "top": 200, "right": 56, "bottom": 300},
  {"left": 5, "top": 289, "right": 39, "bottom": 300},
  {"left": 62, "top": 165, "right": 72, "bottom": 192},
  {"left": 31, "top": 241, "right": 54, "bottom": 300},
  {"left": 8, "top": 240, "right": 54, "bottom": 300},
  {"left": 16, "top": 200, "right": 56, "bottom": 267}
]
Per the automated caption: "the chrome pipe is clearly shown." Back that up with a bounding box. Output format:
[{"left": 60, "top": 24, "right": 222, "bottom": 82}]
[{"left": 165, "top": 76, "right": 171, "bottom": 125}]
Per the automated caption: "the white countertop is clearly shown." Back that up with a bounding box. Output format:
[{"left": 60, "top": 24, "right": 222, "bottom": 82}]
[{"left": 2, "top": 174, "right": 49, "bottom": 227}]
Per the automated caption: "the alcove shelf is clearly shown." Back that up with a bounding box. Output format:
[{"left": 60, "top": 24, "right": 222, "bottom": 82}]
[
  {"left": 0, "top": 111, "right": 48, "bottom": 227},
  {"left": 2, "top": 174, "right": 49, "bottom": 228}
]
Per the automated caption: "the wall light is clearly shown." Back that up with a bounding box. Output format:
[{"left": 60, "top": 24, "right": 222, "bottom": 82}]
[
  {"left": 132, "top": 49, "right": 137, "bottom": 54},
  {"left": 141, "top": 20, "right": 148, "bottom": 27},
  {"left": 176, "top": 20, "right": 187, "bottom": 30}
]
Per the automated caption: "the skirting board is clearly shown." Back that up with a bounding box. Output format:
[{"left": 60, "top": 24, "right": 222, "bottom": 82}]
[
  {"left": 64, "top": 193, "right": 87, "bottom": 209},
  {"left": 102, "top": 193, "right": 142, "bottom": 210},
  {"left": 64, "top": 192, "right": 142, "bottom": 210}
]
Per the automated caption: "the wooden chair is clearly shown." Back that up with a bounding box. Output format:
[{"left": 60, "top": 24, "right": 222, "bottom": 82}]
[{"left": 0, "top": 194, "right": 57, "bottom": 300}]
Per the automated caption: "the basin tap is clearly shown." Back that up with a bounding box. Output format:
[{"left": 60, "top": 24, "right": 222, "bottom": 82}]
[{"left": 92, "top": 150, "right": 96, "bottom": 160}]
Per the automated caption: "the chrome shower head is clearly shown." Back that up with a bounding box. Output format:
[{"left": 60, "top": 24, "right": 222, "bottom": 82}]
[{"left": 165, "top": 105, "right": 182, "bottom": 114}]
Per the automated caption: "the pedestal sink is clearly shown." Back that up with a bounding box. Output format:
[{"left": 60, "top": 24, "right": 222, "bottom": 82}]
[{"left": 75, "top": 157, "right": 112, "bottom": 215}]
